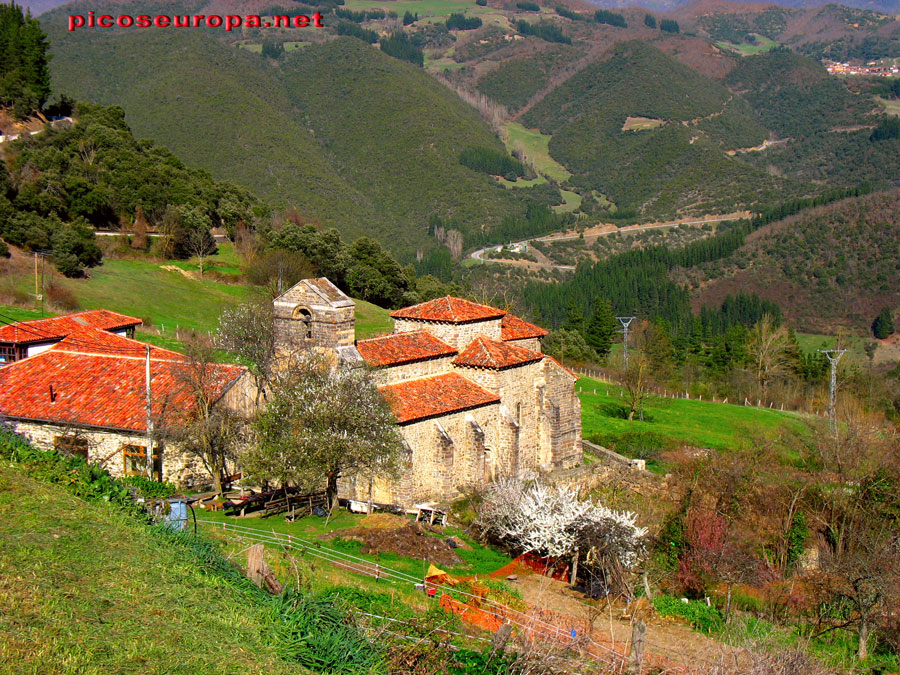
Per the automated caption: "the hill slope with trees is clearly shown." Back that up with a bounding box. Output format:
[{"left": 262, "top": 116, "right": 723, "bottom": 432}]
[
  {"left": 690, "top": 189, "right": 900, "bottom": 333},
  {"left": 42, "top": 23, "right": 534, "bottom": 259}
]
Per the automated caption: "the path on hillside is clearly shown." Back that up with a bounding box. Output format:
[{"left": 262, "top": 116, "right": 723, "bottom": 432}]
[{"left": 469, "top": 213, "right": 750, "bottom": 271}]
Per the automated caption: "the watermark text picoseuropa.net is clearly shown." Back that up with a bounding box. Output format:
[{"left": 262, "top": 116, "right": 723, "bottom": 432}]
[{"left": 67, "top": 11, "right": 325, "bottom": 32}]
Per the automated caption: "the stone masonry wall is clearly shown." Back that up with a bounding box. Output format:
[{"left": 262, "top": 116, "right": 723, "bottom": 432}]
[
  {"left": 370, "top": 356, "right": 457, "bottom": 386},
  {"left": 11, "top": 420, "right": 210, "bottom": 489},
  {"left": 392, "top": 318, "right": 502, "bottom": 350}
]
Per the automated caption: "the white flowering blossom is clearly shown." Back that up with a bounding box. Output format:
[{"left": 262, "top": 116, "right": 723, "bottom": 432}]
[{"left": 478, "top": 477, "right": 648, "bottom": 568}]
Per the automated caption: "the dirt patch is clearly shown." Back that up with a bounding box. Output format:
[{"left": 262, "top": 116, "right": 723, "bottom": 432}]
[
  {"left": 160, "top": 264, "right": 197, "bottom": 280},
  {"left": 321, "top": 519, "right": 462, "bottom": 567},
  {"left": 622, "top": 116, "right": 665, "bottom": 132}
]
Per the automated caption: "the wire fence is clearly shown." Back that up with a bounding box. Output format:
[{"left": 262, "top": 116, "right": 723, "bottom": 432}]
[{"left": 197, "top": 519, "right": 693, "bottom": 672}]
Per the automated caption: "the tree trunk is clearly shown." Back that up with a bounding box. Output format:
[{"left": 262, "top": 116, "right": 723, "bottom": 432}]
[
  {"left": 725, "top": 582, "right": 733, "bottom": 624},
  {"left": 327, "top": 472, "right": 339, "bottom": 509},
  {"left": 213, "top": 469, "right": 224, "bottom": 496},
  {"left": 858, "top": 617, "right": 868, "bottom": 660}
]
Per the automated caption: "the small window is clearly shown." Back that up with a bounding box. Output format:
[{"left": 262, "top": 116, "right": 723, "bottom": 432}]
[
  {"left": 123, "top": 444, "right": 160, "bottom": 476},
  {"left": 0, "top": 345, "right": 15, "bottom": 363},
  {"left": 55, "top": 435, "right": 88, "bottom": 458},
  {"left": 294, "top": 308, "right": 313, "bottom": 339}
]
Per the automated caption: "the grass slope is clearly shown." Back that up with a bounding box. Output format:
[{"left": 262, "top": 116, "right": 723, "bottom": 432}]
[
  {"left": 578, "top": 377, "right": 807, "bottom": 455},
  {"left": 2, "top": 245, "right": 393, "bottom": 341},
  {"left": 0, "top": 464, "right": 299, "bottom": 674}
]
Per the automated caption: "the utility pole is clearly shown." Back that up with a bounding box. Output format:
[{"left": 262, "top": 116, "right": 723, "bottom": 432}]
[
  {"left": 145, "top": 345, "right": 154, "bottom": 480},
  {"left": 818, "top": 348, "right": 846, "bottom": 435},
  {"left": 616, "top": 316, "right": 635, "bottom": 368},
  {"left": 33, "top": 252, "right": 39, "bottom": 305}
]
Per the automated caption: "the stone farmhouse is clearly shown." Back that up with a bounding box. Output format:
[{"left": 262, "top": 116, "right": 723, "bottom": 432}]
[
  {"left": 273, "top": 278, "right": 582, "bottom": 505},
  {"left": 0, "top": 311, "right": 252, "bottom": 488}
]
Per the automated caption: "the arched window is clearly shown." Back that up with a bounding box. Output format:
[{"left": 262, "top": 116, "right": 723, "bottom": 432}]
[{"left": 293, "top": 307, "right": 312, "bottom": 339}]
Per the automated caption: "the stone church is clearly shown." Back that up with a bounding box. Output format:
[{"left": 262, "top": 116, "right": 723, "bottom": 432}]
[{"left": 273, "top": 278, "right": 582, "bottom": 506}]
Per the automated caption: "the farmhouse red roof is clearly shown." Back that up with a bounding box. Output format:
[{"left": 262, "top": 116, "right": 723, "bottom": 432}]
[
  {"left": 453, "top": 336, "right": 544, "bottom": 370},
  {"left": 390, "top": 296, "right": 506, "bottom": 323},
  {"left": 501, "top": 314, "right": 549, "bottom": 341},
  {"left": 379, "top": 373, "right": 499, "bottom": 424},
  {"left": 0, "top": 309, "right": 142, "bottom": 345},
  {"left": 356, "top": 331, "right": 456, "bottom": 367},
  {"left": 0, "top": 327, "right": 245, "bottom": 432}
]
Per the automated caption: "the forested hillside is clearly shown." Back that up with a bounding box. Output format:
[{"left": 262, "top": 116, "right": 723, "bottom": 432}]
[
  {"left": 519, "top": 41, "right": 784, "bottom": 217},
  {"left": 43, "top": 24, "right": 534, "bottom": 259},
  {"left": 692, "top": 189, "right": 900, "bottom": 333}
]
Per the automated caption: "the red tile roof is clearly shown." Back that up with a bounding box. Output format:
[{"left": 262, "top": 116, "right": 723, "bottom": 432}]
[
  {"left": 453, "top": 336, "right": 544, "bottom": 370},
  {"left": 379, "top": 373, "right": 499, "bottom": 424},
  {"left": 390, "top": 296, "right": 506, "bottom": 323},
  {"left": 357, "top": 331, "right": 456, "bottom": 367},
  {"left": 0, "top": 327, "right": 245, "bottom": 432},
  {"left": 501, "top": 314, "right": 549, "bottom": 341},
  {"left": 0, "top": 309, "right": 142, "bottom": 345}
]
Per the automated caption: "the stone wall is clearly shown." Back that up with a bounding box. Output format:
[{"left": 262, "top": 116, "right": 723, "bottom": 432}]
[
  {"left": 340, "top": 403, "right": 500, "bottom": 505},
  {"left": 393, "top": 318, "right": 502, "bottom": 350},
  {"left": 371, "top": 356, "right": 457, "bottom": 386},
  {"left": 507, "top": 337, "right": 542, "bottom": 352},
  {"left": 10, "top": 420, "right": 210, "bottom": 489},
  {"left": 273, "top": 281, "right": 355, "bottom": 356},
  {"left": 540, "top": 358, "right": 582, "bottom": 469}
]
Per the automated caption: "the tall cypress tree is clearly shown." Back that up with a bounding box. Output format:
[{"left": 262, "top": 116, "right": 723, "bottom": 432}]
[
  {"left": 0, "top": 2, "right": 51, "bottom": 117},
  {"left": 872, "top": 307, "right": 895, "bottom": 339},
  {"left": 584, "top": 298, "right": 617, "bottom": 357}
]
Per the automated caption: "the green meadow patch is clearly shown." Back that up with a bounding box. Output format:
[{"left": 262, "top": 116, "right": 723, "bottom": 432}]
[{"left": 578, "top": 377, "right": 808, "bottom": 455}]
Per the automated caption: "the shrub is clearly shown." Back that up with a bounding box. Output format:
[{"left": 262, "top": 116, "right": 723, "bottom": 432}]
[
  {"left": 594, "top": 9, "right": 627, "bottom": 28},
  {"left": 475, "top": 0, "right": 487, "bottom": 5},
  {"left": 261, "top": 39, "right": 285, "bottom": 59},
  {"left": 119, "top": 475, "right": 177, "bottom": 499},
  {"left": 446, "top": 13, "right": 482, "bottom": 30},
  {"left": 45, "top": 282, "right": 80, "bottom": 311},
  {"left": 516, "top": 1, "right": 540, "bottom": 11},
  {"left": 402, "top": 10, "right": 417, "bottom": 25},
  {"left": 0, "top": 238, "right": 8, "bottom": 258},
  {"left": 53, "top": 252, "right": 84, "bottom": 278},
  {"left": 556, "top": 6, "right": 585, "bottom": 21},
  {"left": 652, "top": 595, "right": 724, "bottom": 634}
]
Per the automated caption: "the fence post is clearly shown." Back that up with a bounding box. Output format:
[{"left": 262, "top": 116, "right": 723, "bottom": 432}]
[{"left": 630, "top": 620, "right": 646, "bottom": 673}]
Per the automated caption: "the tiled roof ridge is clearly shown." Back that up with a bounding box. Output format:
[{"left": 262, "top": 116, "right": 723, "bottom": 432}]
[
  {"left": 454, "top": 335, "right": 544, "bottom": 370},
  {"left": 390, "top": 295, "right": 506, "bottom": 323}
]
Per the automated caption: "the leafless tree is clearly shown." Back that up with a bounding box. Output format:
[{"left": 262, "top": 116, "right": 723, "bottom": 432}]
[
  {"left": 216, "top": 301, "right": 277, "bottom": 405},
  {"left": 746, "top": 314, "right": 792, "bottom": 399},
  {"left": 162, "top": 337, "right": 245, "bottom": 495},
  {"left": 622, "top": 353, "right": 652, "bottom": 421}
]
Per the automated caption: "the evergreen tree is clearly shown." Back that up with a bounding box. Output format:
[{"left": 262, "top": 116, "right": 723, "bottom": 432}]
[
  {"left": 872, "top": 307, "right": 895, "bottom": 339},
  {"left": 0, "top": 2, "right": 51, "bottom": 117},
  {"left": 564, "top": 298, "right": 584, "bottom": 332},
  {"left": 644, "top": 13, "right": 657, "bottom": 28},
  {"left": 584, "top": 298, "right": 617, "bottom": 357}
]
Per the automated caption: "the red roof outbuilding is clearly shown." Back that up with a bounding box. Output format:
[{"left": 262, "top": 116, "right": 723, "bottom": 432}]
[
  {"left": 0, "top": 309, "right": 142, "bottom": 345},
  {"left": 0, "top": 326, "right": 245, "bottom": 432}
]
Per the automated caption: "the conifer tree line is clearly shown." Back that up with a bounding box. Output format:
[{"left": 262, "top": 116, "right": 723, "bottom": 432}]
[{"left": 0, "top": 1, "right": 50, "bottom": 118}]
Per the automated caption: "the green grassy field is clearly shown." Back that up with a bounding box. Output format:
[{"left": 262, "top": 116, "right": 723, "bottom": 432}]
[
  {"left": 503, "top": 122, "right": 572, "bottom": 183},
  {"left": 877, "top": 96, "right": 900, "bottom": 117},
  {"left": 716, "top": 35, "right": 778, "bottom": 57},
  {"left": 2, "top": 243, "right": 394, "bottom": 343},
  {"left": 552, "top": 189, "right": 583, "bottom": 213},
  {"left": 0, "top": 465, "right": 301, "bottom": 674},
  {"left": 199, "top": 508, "right": 511, "bottom": 580},
  {"left": 578, "top": 377, "right": 809, "bottom": 457}
]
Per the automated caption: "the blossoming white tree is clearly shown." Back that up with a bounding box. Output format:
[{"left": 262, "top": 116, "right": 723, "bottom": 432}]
[{"left": 477, "top": 478, "right": 648, "bottom": 593}]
